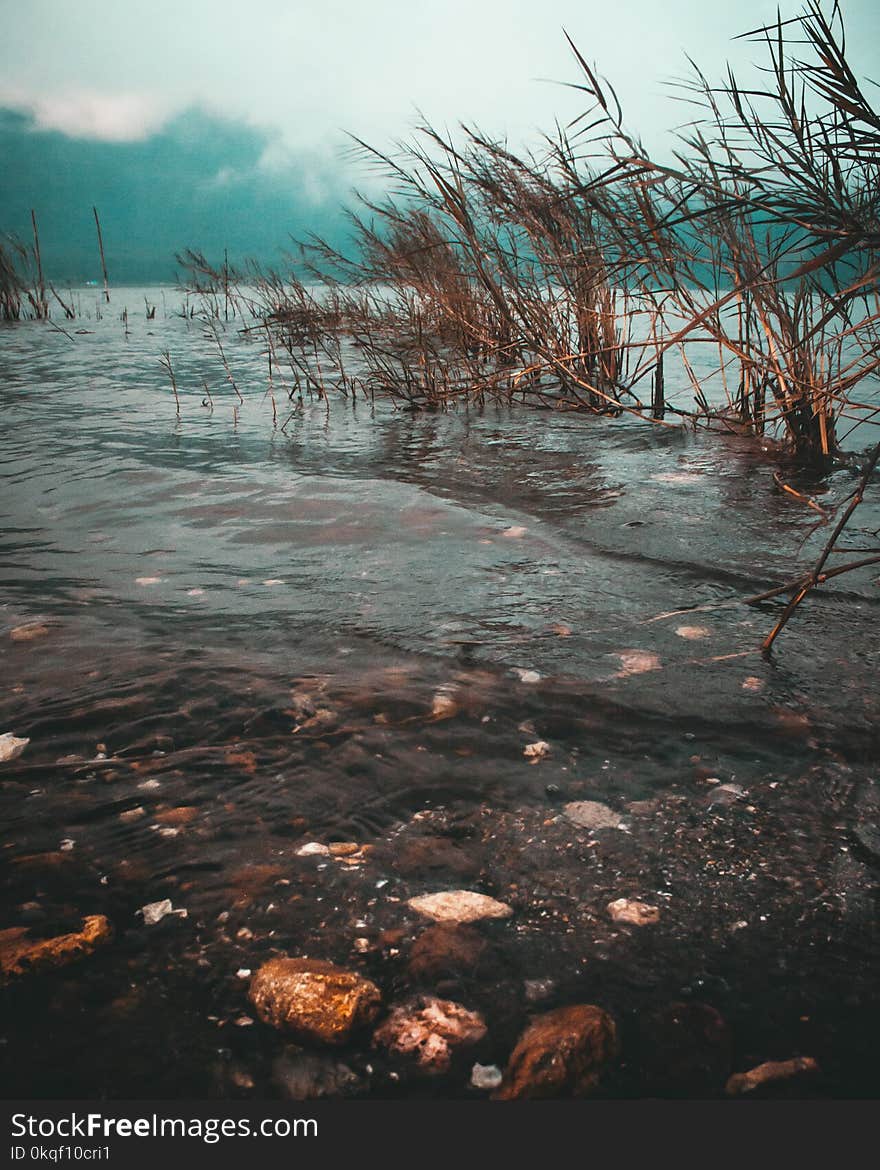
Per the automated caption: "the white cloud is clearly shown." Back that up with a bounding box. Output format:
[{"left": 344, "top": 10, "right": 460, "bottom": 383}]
[{"left": 1, "top": 88, "right": 173, "bottom": 141}]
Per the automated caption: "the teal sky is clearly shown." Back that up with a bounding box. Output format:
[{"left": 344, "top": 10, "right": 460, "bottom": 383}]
[{"left": 1, "top": 1, "right": 877, "bottom": 281}]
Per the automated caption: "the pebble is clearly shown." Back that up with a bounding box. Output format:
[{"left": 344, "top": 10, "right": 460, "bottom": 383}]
[
  {"left": 726, "top": 1056, "right": 819, "bottom": 1096},
  {"left": 407, "top": 890, "right": 513, "bottom": 924},
  {"left": 607, "top": 899, "right": 661, "bottom": 926},
  {"left": 524, "top": 740, "right": 550, "bottom": 763},
  {"left": 470, "top": 1063, "right": 503, "bottom": 1091},
  {"left": 297, "top": 842, "right": 331, "bottom": 857}
]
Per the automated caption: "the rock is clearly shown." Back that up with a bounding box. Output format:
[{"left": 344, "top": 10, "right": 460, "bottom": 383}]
[
  {"left": 119, "top": 807, "right": 146, "bottom": 823},
  {"left": 639, "top": 1002, "right": 731, "bottom": 1095},
  {"left": 707, "top": 783, "right": 746, "bottom": 807},
  {"left": 524, "top": 740, "right": 550, "bottom": 763},
  {"left": 407, "top": 923, "right": 487, "bottom": 981},
  {"left": 249, "top": 958, "right": 381, "bottom": 1045},
  {"left": 431, "top": 689, "right": 460, "bottom": 720},
  {"left": 0, "top": 915, "right": 112, "bottom": 981},
  {"left": 675, "top": 625, "right": 711, "bottom": 640},
  {"left": 524, "top": 977, "right": 556, "bottom": 1003},
  {"left": 502, "top": 526, "right": 528, "bottom": 539},
  {"left": 10, "top": 623, "right": 51, "bottom": 642},
  {"left": 726, "top": 1057, "right": 819, "bottom": 1096},
  {"left": 0, "top": 733, "right": 29, "bottom": 764},
  {"left": 296, "top": 842, "right": 330, "bottom": 857},
  {"left": 514, "top": 669, "right": 541, "bottom": 684},
  {"left": 613, "top": 650, "right": 661, "bottom": 677},
  {"left": 470, "top": 1062, "right": 503, "bottom": 1091},
  {"left": 607, "top": 898, "right": 661, "bottom": 926},
  {"left": 393, "top": 837, "right": 480, "bottom": 879},
  {"left": 273, "top": 1047, "right": 362, "bottom": 1099},
  {"left": 373, "top": 995, "right": 487, "bottom": 1075},
  {"left": 139, "top": 899, "right": 186, "bottom": 926},
  {"left": 407, "top": 890, "right": 512, "bottom": 924},
  {"left": 153, "top": 806, "right": 198, "bottom": 826},
  {"left": 564, "top": 801, "right": 621, "bottom": 831},
  {"left": 494, "top": 1005, "right": 617, "bottom": 1099},
  {"left": 328, "top": 842, "right": 360, "bottom": 857}
]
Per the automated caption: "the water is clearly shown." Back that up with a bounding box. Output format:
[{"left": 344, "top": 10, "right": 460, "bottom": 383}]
[{"left": 1, "top": 290, "right": 878, "bottom": 1098}]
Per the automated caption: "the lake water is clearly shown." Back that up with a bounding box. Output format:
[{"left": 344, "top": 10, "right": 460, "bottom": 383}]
[{"left": 1, "top": 289, "right": 878, "bottom": 1098}]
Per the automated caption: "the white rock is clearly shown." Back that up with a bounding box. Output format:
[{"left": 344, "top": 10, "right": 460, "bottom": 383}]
[
  {"left": 297, "top": 842, "right": 330, "bottom": 857},
  {"left": 140, "top": 898, "right": 187, "bottom": 926},
  {"left": 470, "top": 1062, "right": 503, "bottom": 1091},
  {"left": 407, "top": 890, "right": 513, "bottom": 924},
  {"left": 523, "top": 740, "right": 550, "bottom": 763},
  {"left": 0, "top": 733, "right": 29, "bottom": 763},
  {"left": 501, "top": 526, "right": 528, "bottom": 539},
  {"left": 514, "top": 669, "right": 541, "bottom": 684}
]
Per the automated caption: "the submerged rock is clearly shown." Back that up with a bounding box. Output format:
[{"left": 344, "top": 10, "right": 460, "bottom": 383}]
[
  {"left": 407, "top": 923, "right": 487, "bottom": 982},
  {"left": 607, "top": 898, "right": 661, "bottom": 926},
  {"left": 373, "top": 995, "right": 487, "bottom": 1075},
  {"left": 523, "top": 740, "right": 551, "bottom": 763},
  {"left": 273, "top": 1046, "right": 362, "bottom": 1099},
  {"left": 249, "top": 957, "right": 381, "bottom": 1046},
  {"left": 407, "top": 890, "right": 513, "bottom": 924},
  {"left": 564, "top": 801, "right": 621, "bottom": 831},
  {"left": 494, "top": 1005, "right": 617, "bottom": 1099},
  {"left": 0, "top": 914, "right": 112, "bottom": 982},
  {"left": 470, "top": 1062, "right": 503, "bottom": 1091},
  {"left": 726, "top": 1056, "right": 819, "bottom": 1096},
  {"left": 639, "top": 1002, "right": 731, "bottom": 1095},
  {"left": 0, "top": 732, "right": 29, "bottom": 764}
]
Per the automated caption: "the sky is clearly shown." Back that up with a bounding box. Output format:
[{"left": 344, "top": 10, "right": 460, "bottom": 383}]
[{"left": 1, "top": 0, "right": 878, "bottom": 280}]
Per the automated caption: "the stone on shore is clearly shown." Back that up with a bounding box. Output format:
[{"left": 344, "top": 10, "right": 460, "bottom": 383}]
[
  {"left": 249, "top": 957, "right": 381, "bottom": 1045},
  {"left": 494, "top": 1004, "right": 617, "bottom": 1099}
]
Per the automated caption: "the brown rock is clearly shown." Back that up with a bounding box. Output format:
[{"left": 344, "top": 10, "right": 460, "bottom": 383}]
[
  {"left": 153, "top": 806, "right": 199, "bottom": 826},
  {"left": 328, "top": 842, "right": 361, "bottom": 857},
  {"left": 10, "top": 623, "right": 51, "bottom": 642},
  {"left": 494, "top": 1004, "right": 617, "bottom": 1099},
  {"left": 249, "top": 957, "right": 381, "bottom": 1046},
  {"left": 393, "top": 836, "right": 480, "bottom": 879},
  {"left": 408, "top": 923, "right": 487, "bottom": 981},
  {"left": 0, "top": 915, "right": 112, "bottom": 982},
  {"left": 726, "top": 1057, "right": 819, "bottom": 1096},
  {"left": 374, "top": 995, "right": 487, "bottom": 1075}
]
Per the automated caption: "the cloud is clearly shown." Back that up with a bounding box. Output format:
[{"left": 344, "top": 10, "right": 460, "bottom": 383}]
[{"left": 0, "top": 88, "right": 173, "bottom": 142}]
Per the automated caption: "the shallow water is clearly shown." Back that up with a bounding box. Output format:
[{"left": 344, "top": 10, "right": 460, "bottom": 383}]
[{"left": 1, "top": 291, "right": 878, "bottom": 1098}]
